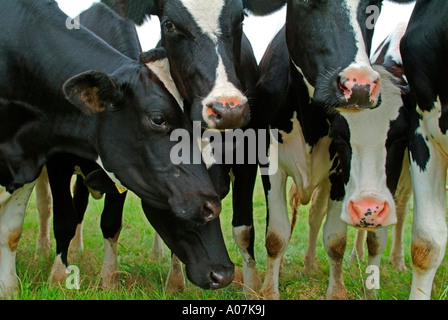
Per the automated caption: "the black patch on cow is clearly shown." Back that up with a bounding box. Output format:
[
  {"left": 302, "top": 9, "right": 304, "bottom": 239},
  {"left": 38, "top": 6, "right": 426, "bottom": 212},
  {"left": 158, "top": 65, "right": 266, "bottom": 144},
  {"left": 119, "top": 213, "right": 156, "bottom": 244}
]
[
  {"left": 385, "top": 104, "right": 409, "bottom": 194},
  {"left": 408, "top": 104, "right": 430, "bottom": 172},
  {"left": 326, "top": 113, "right": 353, "bottom": 202}
]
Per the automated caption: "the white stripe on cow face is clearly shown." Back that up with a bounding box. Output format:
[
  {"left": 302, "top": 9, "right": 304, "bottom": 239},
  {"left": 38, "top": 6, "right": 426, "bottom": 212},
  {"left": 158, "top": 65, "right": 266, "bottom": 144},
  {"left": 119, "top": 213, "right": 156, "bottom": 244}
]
[
  {"left": 180, "top": 0, "right": 224, "bottom": 42},
  {"left": 345, "top": 0, "right": 371, "bottom": 68},
  {"left": 145, "top": 58, "right": 184, "bottom": 112},
  {"left": 338, "top": 66, "right": 402, "bottom": 228}
]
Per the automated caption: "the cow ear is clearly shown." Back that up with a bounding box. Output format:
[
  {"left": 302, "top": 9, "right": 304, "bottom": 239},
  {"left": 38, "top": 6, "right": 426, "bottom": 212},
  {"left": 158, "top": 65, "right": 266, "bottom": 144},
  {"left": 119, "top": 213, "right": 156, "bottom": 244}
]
[
  {"left": 244, "top": 0, "right": 286, "bottom": 16},
  {"left": 101, "top": 0, "right": 161, "bottom": 24},
  {"left": 63, "top": 70, "right": 117, "bottom": 115}
]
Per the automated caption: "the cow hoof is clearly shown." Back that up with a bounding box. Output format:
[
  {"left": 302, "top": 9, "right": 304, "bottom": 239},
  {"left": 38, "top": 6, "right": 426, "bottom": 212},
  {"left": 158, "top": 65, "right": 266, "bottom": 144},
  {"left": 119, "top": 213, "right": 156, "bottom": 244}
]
[
  {"left": 326, "top": 285, "right": 348, "bottom": 300},
  {"left": 49, "top": 257, "right": 68, "bottom": 286},
  {"left": 303, "top": 255, "right": 318, "bottom": 275},
  {"left": 389, "top": 256, "right": 407, "bottom": 272},
  {"left": 100, "top": 273, "right": 119, "bottom": 289},
  {"left": 0, "top": 280, "right": 18, "bottom": 299},
  {"left": 259, "top": 286, "right": 280, "bottom": 300},
  {"left": 166, "top": 269, "right": 185, "bottom": 294}
]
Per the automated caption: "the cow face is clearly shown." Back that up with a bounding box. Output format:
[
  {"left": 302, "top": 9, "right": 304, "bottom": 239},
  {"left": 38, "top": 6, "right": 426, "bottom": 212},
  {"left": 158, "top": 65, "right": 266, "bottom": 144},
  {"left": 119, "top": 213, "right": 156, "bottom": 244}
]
[
  {"left": 157, "top": 0, "right": 250, "bottom": 130},
  {"left": 142, "top": 201, "right": 234, "bottom": 290},
  {"left": 285, "top": 0, "right": 383, "bottom": 110},
  {"left": 64, "top": 62, "right": 221, "bottom": 224},
  {"left": 329, "top": 66, "right": 408, "bottom": 229}
]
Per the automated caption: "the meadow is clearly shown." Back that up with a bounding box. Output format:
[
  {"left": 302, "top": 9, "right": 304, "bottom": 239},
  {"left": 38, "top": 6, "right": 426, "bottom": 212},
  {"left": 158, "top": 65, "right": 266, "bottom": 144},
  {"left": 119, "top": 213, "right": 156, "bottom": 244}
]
[{"left": 15, "top": 175, "right": 448, "bottom": 300}]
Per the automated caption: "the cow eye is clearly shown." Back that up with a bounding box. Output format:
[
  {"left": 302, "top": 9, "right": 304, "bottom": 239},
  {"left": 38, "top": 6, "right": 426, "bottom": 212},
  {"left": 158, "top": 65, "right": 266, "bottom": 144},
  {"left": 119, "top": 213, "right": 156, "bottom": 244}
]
[
  {"left": 151, "top": 114, "right": 166, "bottom": 127},
  {"left": 164, "top": 19, "right": 176, "bottom": 31}
]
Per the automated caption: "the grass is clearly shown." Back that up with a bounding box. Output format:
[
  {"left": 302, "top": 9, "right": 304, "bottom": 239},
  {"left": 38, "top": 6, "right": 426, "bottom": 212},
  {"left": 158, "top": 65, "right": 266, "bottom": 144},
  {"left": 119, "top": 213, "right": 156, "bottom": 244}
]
[{"left": 14, "top": 175, "right": 448, "bottom": 300}]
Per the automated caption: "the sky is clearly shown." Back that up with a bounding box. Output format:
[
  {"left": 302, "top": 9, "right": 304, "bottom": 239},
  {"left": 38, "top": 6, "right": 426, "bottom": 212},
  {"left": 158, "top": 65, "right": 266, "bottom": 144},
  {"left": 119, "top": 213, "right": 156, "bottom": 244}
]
[{"left": 55, "top": 0, "right": 416, "bottom": 63}]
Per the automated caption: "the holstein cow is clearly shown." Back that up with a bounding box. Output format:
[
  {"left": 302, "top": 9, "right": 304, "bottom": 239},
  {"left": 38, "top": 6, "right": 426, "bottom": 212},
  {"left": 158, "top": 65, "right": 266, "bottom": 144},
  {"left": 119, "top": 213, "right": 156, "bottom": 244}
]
[
  {"left": 41, "top": 1, "right": 160, "bottom": 288},
  {"left": 101, "top": 0, "right": 286, "bottom": 294},
  {"left": 256, "top": 0, "right": 413, "bottom": 300},
  {"left": 400, "top": 0, "right": 448, "bottom": 300},
  {"left": 350, "top": 21, "right": 412, "bottom": 273},
  {"left": 0, "top": 0, "right": 233, "bottom": 298},
  {"left": 287, "top": 21, "right": 412, "bottom": 284}
]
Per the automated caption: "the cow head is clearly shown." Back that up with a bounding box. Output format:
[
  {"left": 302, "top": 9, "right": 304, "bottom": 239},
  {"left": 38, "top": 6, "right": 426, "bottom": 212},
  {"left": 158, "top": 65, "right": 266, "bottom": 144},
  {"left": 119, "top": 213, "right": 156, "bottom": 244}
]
[
  {"left": 102, "top": 0, "right": 285, "bottom": 130},
  {"left": 285, "top": 0, "right": 412, "bottom": 111},
  {"left": 329, "top": 64, "right": 409, "bottom": 229},
  {"left": 142, "top": 201, "right": 234, "bottom": 290},
  {"left": 63, "top": 59, "right": 221, "bottom": 225}
]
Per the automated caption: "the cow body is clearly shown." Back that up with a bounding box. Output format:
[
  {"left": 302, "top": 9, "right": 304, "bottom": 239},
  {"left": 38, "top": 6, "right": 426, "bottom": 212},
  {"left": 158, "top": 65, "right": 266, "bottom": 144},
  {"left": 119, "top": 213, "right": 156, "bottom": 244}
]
[
  {"left": 400, "top": 0, "right": 448, "bottom": 300},
  {"left": 256, "top": 0, "right": 413, "bottom": 300},
  {"left": 0, "top": 0, "right": 232, "bottom": 298}
]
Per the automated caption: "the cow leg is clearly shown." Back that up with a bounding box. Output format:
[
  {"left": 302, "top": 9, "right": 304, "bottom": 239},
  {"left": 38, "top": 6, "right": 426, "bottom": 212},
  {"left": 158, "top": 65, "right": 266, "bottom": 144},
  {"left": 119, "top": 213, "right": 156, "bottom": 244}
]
[
  {"left": 409, "top": 149, "right": 447, "bottom": 300},
  {"left": 35, "top": 166, "right": 52, "bottom": 258},
  {"left": 150, "top": 232, "right": 165, "bottom": 261},
  {"left": 303, "top": 180, "right": 330, "bottom": 274},
  {"left": 323, "top": 199, "right": 348, "bottom": 300},
  {"left": 231, "top": 163, "right": 261, "bottom": 295},
  {"left": 350, "top": 230, "right": 366, "bottom": 263},
  {"left": 166, "top": 254, "right": 185, "bottom": 293},
  {"left": 100, "top": 192, "right": 126, "bottom": 289},
  {"left": 70, "top": 174, "right": 89, "bottom": 252},
  {"left": 260, "top": 171, "right": 289, "bottom": 300},
  {"left": 0, "top": 183, "right": 35, "bottom": 298},
  {"left": 47, "top": 159, "right": 80, "bottom": 285},
  {"left": 365, "top": 228, "right": 388, "bottom": 300},
  {"left": 390, "top": 156, "right": 411, "bottom": 272}
]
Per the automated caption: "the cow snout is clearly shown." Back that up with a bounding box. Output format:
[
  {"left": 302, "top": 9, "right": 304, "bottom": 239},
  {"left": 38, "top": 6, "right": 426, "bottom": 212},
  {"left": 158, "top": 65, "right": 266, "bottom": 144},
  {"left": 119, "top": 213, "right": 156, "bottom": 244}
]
[
  {"left": 347, "top": 197, "right": 391, "bottom": 229},
  {"left": 205, "top": 97, "right": 250, "bottom": 129},
  {"left": 209, "top": 267, "right": 235, "bottom": 289},
  {"left": 201, "top": 198, "right": 222, "bottom": 223},
  {"left": 337, "top": 66, "right": 380, "bottom": 108}
]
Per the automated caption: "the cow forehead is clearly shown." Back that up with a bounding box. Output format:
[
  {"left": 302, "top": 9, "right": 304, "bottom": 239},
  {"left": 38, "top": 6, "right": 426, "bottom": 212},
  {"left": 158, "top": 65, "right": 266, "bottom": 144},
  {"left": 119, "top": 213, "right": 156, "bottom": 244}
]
[{"left": 178, "top": 0, "right": 225, "bottom": 41}]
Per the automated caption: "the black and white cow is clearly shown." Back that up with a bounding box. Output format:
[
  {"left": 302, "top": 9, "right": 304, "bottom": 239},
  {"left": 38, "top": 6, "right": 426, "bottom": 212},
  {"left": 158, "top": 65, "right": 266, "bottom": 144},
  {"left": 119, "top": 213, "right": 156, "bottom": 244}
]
[
  {"left": 400, "top": 0, "right": 448, "bottom": 300},
  {"left": 0, "top": 0, "right": 233, "bottom": 298},
  {"left": 42, "top": 1, "right": 159, "bottom": 289},
  {"left": 101, "top": 0, "right": 286, "bottom": 295},
  {"left": 256, "top": 0, "right": 413, "bottom": 300}
]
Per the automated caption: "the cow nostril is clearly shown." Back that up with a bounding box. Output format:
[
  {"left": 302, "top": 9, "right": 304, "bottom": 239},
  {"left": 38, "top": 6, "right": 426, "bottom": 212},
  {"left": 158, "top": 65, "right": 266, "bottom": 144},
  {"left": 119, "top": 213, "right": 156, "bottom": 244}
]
[
  {"left": 201, "top": 199, "right": 221, "bottom": 223},
  {"left": 210, "top": 271, "right": 227, "bottom": 289},
  {"left": 337, "top": 76, "right": 351, "bottom": 97}
]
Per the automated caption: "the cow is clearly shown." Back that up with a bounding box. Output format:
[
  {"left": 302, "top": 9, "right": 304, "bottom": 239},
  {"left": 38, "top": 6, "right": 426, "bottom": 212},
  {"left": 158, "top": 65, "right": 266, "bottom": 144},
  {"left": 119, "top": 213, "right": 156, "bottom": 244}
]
[
  {"left": 400, "top": 0, "right": 448, "bottom": 300},
  {"left": 287, "top": 21, "right": 413, "bottom": 284},
  {"left": 42, "top": 2, "right": 227, "bottom": 290},
  {"left": 350, "top": 21, "right": 411, "bottom": 273},
  {"left": 255, "top": 0, "right": 414, "bottom": 300},
  {"left": 100, "top": 0, "right": 287, "bottom": 295},
  {"left": 0, "top": 0, "right": 233, "bottom": 298}
]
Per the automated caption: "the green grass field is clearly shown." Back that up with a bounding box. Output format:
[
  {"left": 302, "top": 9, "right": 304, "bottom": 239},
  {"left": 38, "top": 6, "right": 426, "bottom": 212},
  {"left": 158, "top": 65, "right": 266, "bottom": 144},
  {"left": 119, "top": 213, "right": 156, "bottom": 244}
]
[{"left": 15, "top": 175, "right": 448, "bottom": 300}]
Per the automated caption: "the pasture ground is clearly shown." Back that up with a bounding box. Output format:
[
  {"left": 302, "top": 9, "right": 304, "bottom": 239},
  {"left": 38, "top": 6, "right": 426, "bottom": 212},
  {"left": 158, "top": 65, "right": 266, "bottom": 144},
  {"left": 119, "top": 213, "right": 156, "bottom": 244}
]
[{"left": 15, "top": 175, "right": 448, "bottom": 300}]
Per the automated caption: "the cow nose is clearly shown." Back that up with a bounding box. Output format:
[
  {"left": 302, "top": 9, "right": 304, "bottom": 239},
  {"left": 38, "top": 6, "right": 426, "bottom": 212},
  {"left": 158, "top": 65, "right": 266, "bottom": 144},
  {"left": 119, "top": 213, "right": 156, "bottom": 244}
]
[
  {"left": 205, "top": 97, "right": 249, "bottom": 129},
  {"left": 209, "top": 268, "right": 234, "bottom": 289},
  {"left": 348, "top": 197, "right": 390, "bottom": 229},
  {"left": 337, "top": 66, "right": 380, "bottom": 108},
  {"left": 201, "top": 198, "right": 221, "bottom": 223}
]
